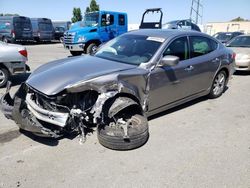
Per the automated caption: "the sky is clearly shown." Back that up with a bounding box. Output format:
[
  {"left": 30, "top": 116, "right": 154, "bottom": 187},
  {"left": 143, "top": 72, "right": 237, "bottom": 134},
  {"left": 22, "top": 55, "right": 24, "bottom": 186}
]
[{"left": 0, "top": 0, "right": 250, "bottom": 24}]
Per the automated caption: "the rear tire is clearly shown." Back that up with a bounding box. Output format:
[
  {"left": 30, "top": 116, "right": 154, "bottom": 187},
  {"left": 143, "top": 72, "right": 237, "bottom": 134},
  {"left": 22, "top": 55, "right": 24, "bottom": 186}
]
[
  {"left": 208, "top": 70, "right": 227, "bottom": 99},
  {"left": 70, "top": 51, "right": 83, "bottom": 56},
  {"left": 2, "top": 37, "right": 8, "bottom": 43},
  {"left": 0, "top": 68, "right": 10, "bottom": 88},
  {"left": 98, "top": 114, "right": 149, "bottom": 150}
]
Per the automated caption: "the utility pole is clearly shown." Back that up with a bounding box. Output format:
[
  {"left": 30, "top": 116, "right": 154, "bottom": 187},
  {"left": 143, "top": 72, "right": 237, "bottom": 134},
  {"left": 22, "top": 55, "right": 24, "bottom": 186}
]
[{"left": 190, "top": 0, "right": 203, "bottom": 24}]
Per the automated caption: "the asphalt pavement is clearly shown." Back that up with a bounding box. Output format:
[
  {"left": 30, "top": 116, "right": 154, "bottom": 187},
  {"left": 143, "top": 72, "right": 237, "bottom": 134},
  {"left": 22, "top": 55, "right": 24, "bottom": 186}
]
[{"left": 0, "top": 43, "right": 249, "bottom": 188}]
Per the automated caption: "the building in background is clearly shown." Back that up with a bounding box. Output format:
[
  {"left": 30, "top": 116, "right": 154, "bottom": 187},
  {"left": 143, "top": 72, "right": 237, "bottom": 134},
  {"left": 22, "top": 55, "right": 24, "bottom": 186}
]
[{"left": 205, "top": 21, "right": 250, "bottom": 35}]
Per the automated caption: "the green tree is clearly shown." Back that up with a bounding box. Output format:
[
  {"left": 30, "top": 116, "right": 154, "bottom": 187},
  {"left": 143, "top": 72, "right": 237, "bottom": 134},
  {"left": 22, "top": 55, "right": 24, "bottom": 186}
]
[
  {"left": 85, "top": 7, "right": 91, "bottom": 13},
  {"left": 71, "top": 8, "right": 83, "bottom": 23},
  {"left": 85, "top": 0, "right": 100, "bottom": 14},
  {"left": 231, "top": 17, "right": 246, "bottom": 22}
]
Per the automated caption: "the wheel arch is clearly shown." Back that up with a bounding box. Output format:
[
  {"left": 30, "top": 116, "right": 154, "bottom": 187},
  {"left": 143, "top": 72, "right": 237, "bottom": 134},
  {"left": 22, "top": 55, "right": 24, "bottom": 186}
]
[
  {"left": 0, "top": 63, "right": 10, "bottom": 74},
  {"left": 84, "top": 39, "right": 102, "bottom": 51},
  {"left": 102, "top": 93, "right": 143, "bottom": 119}
]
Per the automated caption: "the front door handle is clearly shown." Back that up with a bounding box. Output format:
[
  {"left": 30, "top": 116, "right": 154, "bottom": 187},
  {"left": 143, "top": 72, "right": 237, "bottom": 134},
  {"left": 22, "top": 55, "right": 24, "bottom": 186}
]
[{"left": 184, "top": 65, "right": 194, "bottom": 71}]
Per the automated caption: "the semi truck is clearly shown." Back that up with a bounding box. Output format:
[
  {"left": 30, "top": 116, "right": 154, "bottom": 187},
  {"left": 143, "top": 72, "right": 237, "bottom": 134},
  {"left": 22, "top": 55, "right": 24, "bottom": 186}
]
[{"left": 63, "top": 11, "right": 127, "bottom": 56}]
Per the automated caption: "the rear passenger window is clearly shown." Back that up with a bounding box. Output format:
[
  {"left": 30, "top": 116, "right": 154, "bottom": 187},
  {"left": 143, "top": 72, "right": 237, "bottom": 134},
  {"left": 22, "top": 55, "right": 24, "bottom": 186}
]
[
  {"left": 210, "top": 39, "right": 218, "bottom": 51},
  {"left": 190, "top": 36, "right": 213, "bottom": 58},
  {"left": 163, "top": 37, "right": 189, "bottom": 61},
  {"left": 118, "top": 14, "right": 125, "bottom": 25}
]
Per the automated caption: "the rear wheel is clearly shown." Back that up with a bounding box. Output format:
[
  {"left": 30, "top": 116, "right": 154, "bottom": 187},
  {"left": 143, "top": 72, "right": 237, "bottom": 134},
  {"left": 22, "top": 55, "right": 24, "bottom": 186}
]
[
  {"left": 2, "top": 37, "right": 8, "bottom": 43},
  {"left": 0, "top": 68, "right": 10, "bottom": 87},
  {"left": 86, "top": 43, "right": 98, "bottom": 55},
  {"left": 70, "top": 51, "right": 83, "bottom": 56},
  {"left": 98, "top": 114, "right": 149, "bottom": 150},
  {"left": 209, "top": 70, "right": 227, "bottom": 98}
]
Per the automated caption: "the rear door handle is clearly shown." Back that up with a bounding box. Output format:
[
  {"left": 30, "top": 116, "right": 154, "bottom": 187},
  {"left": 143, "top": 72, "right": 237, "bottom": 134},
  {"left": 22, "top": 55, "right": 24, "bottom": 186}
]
[{"left": 184, "top": 65, "right": 194, "bottom": 71}]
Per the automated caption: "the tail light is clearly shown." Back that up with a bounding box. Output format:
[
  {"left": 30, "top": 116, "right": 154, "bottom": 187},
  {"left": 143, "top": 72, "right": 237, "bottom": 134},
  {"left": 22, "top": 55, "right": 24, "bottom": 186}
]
[
  {"left": 232, "top": 52, "right": 236, "bottom": 60},
  {"left": 19, "top": 50, "right": 28, "bottom": 59},
  {"left": 11, "top": 30, "right": 15, "bottom": 38}
]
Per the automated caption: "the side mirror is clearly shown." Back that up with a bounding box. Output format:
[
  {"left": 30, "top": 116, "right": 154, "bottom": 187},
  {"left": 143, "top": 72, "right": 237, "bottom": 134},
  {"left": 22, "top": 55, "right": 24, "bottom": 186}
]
[{"left": 158, "top": 55, "right": 180, "bottom": 67}]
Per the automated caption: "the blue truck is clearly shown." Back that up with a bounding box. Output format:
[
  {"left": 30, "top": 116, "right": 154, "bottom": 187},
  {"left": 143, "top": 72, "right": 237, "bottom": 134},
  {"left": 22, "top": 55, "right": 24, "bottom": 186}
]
[{"left": 63, "top": 11, "right": 128, "bottom": 56}]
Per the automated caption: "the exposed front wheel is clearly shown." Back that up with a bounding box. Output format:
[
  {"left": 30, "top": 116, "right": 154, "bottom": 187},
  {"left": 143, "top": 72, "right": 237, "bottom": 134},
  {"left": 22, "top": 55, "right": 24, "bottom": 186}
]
[
  {"left": 98, "top": 114, "right": 149, "bottom": 150},
  {"left": 209, "top": 70, "right": 227, "bottom": 99},
  {"left": 0, "top": 68, "right": 10, "bottom": 88},
  {"left": 70, "top": 51, "right": 83, "bottom": 56},
  {"left": 86, "top": 43, "right": 98, "bottom": 55}
]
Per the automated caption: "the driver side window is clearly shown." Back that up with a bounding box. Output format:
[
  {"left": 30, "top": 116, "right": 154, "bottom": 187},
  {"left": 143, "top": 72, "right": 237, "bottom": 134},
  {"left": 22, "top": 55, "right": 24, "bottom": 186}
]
[{"left": 163, "top": 37, "right": 189, "bottom": 61}]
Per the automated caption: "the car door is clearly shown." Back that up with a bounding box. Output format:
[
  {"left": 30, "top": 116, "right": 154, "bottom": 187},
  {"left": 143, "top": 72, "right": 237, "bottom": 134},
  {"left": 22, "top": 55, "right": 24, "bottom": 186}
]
[
  {"left": 148, "top": 36, "right": 195, "bottom": 111},
  {"left": 188, "top": 36, "right": 221, "bottom": 92},
  {"left": 99, "top": 13, "right": 115, "bottom": 42}
]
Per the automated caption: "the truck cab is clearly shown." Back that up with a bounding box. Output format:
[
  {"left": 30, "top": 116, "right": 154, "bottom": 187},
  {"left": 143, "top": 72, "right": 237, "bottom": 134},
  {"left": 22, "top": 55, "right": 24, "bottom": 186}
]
[{"left": 64, "top": 11, "right": 127, "bottom": 56}]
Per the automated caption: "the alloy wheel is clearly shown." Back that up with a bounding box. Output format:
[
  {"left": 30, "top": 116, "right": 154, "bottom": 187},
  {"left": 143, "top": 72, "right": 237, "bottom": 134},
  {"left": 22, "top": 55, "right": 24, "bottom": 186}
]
[
  {"left": 0, "top": 69, "right": 6, "bottom": 85},
  {"left": 212, "top": 72, "right": 226, "bottom": 96}
]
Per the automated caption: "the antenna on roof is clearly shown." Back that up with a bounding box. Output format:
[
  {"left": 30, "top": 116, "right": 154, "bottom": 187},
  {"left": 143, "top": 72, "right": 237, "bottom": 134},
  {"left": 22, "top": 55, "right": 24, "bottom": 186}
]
[{"left": 190, "top": 0, "right": 203, "bottom": 24}]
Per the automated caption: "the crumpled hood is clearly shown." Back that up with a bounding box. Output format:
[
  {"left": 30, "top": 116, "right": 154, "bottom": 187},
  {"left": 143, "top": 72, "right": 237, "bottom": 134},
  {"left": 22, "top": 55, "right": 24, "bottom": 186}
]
[{"left": 26, "top": 55, "right": 136, "bottom": 96}]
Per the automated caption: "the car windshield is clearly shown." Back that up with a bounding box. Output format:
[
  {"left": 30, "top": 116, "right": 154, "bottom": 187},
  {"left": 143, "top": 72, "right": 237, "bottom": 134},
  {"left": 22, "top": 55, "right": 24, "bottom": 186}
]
[
  {"left": 95, "top": 34, "right": 163, "bottom": 65},
  {"left": 167, "top": 20, "right": 178, "bottom": 25},
  {"left": 84, "top": 12, "right": 99, "bottom": 27},
  {"left": 70, "top": 13, "right": 99, "bottom": 29},
  {"left": 213, "top": 33, "right": 232, "bottom": 41},
  {"left": 227, "top": 36, "right": 250, "bottom": 47},
  {"left": 55, "top": 27, "right": 65, "bottom": 32},
  {"left": 39, "top": 22, "right": 53, "bottom": 31}
]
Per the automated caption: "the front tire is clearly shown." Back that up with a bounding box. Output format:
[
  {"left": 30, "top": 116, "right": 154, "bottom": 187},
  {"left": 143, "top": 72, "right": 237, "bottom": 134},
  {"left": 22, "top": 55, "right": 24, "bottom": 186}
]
[
  {"left": 0, "top": 68, "right": 10, "bottom": 88},
  {"left": 86, "top": 43, "right": 98, "bottom": 55},
  {"left": 70, "top": 51, "right": 83, "bottom": 56},
  {"left": 98, "top": 114, "right": 149, "bottom": 150},
  {"left": 209, "top": 70, "right": 227, "bottom": 99}
]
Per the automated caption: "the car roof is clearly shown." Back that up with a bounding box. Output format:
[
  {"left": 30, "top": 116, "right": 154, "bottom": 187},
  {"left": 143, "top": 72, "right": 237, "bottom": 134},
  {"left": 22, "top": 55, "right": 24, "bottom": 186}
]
[
  {"left": 234, "top": 34, "right": 250, "bottom": 37},
  {"left": 126, "top": 29, "right": 205, "bottom": 39},
  {"left": 216, "top": 31, "right": 243, "bottom": 34}
]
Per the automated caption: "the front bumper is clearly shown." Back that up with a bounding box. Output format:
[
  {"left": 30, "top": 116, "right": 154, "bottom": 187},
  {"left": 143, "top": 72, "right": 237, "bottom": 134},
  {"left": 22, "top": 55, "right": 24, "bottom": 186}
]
[
  {"left": 0, "top": 84, "right": 66, "bottom": 138},
  {"left": 64, "top": 43, "right": 85, "bottom": 51}
]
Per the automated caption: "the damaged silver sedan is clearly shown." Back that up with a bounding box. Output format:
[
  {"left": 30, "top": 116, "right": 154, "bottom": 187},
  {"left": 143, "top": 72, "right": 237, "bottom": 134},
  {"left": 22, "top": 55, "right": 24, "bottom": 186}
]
[{"left": 0, "top": 30, "right": 235, "bottom": 150}]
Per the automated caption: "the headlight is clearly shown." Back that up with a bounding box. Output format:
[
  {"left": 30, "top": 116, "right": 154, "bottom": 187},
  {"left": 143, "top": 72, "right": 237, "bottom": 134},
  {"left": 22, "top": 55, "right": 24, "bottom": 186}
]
[{"left": 77, "top": 36, "right": 86, "bottom": 42}]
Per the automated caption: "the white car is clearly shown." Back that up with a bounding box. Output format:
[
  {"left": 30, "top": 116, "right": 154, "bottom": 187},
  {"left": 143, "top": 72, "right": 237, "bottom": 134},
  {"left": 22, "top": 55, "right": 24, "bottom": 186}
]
[
  {"left": 227, "top": 35, "right": 250, "bottom": 71},
  {"left": 0, "top": 41, "right": 30, "bottom": 87}
]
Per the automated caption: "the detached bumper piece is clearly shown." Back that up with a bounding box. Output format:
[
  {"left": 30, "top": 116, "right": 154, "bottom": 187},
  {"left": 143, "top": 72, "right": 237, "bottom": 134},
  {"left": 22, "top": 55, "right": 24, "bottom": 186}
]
[{"left": 0, "top": 84, "right": 64, "bottom": 138}]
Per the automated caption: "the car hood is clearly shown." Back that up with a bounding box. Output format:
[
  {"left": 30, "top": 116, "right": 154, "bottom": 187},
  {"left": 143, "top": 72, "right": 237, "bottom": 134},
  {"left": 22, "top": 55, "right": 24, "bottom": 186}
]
[{"left": 26, "top": 55, "right": 136, "bottom": 96}]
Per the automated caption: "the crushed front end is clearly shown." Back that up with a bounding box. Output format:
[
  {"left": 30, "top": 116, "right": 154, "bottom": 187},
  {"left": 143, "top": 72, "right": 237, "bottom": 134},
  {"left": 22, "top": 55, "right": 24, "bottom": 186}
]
[{"left": 0, "top": 83, "right": 99, "bottom": 138}]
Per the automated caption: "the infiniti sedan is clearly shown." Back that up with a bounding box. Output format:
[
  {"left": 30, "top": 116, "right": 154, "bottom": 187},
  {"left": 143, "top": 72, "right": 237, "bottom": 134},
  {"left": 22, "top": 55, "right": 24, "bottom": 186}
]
[{"left": 0, "top": 29, "right": 235, "bottom": 150}]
